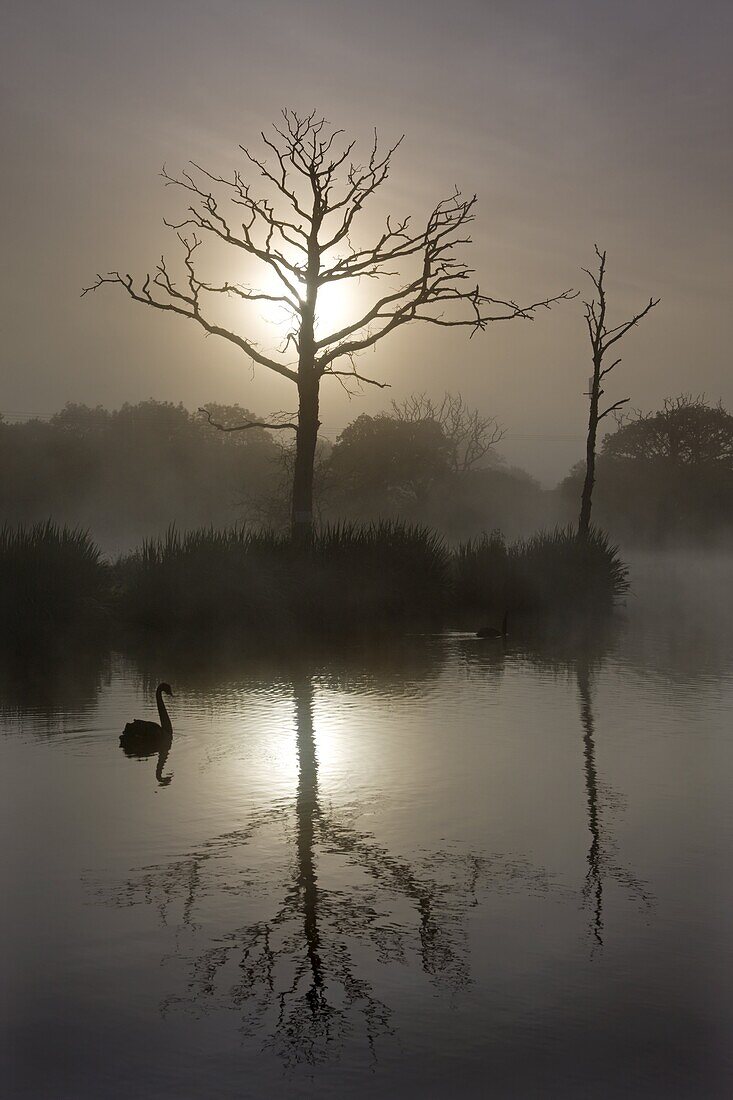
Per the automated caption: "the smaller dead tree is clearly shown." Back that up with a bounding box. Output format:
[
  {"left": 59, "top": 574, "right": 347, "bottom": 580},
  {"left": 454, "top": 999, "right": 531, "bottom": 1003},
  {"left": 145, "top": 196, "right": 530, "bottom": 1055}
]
[{"left": 578, "top": 247, "right": 659, "bottom": 537}]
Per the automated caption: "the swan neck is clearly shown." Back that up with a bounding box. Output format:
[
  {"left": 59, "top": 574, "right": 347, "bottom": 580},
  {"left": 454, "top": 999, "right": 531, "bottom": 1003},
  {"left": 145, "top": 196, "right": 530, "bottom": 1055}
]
[{"left": 156, "top": 687, "right": 172, "bottom": 733}]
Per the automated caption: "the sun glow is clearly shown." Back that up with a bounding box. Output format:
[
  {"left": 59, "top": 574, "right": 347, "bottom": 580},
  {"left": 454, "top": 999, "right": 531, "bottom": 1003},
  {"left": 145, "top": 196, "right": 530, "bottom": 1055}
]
[
  {"left": 313, "top": 280, "right": 356, "bottom": 340},
  {"left": 255, "top": 267, "right": 359, "bottom": 345}
]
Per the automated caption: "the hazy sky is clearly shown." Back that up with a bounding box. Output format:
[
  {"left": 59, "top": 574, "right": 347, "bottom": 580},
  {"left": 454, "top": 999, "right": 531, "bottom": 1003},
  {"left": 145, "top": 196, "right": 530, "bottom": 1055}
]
[{"left": 2, "top": 0, "right": 730, "bottom": 481}]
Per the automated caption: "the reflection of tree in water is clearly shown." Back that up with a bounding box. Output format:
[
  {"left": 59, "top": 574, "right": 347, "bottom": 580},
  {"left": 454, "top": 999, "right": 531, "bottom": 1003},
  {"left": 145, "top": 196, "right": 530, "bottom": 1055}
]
[
  {"left": 101, "top": 676, "right": 552, "bottom": 1066},
  {"left": 509, "top": 621, "right": 652, "bottom": 949},
  {"left": 575, "top": 656, "right": 651, "bottom": 949},
  {"left": 577, "top": 660, "right": 604, "bottom": 946}
]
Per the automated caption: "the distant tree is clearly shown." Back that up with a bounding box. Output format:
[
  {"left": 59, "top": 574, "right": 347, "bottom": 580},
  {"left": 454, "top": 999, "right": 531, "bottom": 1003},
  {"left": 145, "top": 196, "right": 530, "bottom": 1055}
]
[
  {"left": 602, "top": 395, "right": 733, "bottom": 468},
  {"left": 325, "top": 399, "right": 543, "bottom": 536},
  {"left": 578, "top": 247, "right": 659, "bottom": 537},
  {"left": 50, "top": 403, "right": 111, "bottom": 436},
  {"left": 391, "top": 392, "right": 505, "bottom": 473},
  {"left": 560, "top": 395, "right": 733, "bottom": 543},
  {"left": 84, "top": 110, "right": 571, "bottom": 542},
  {"left": 328, "top": 414, "right": 450, "bottom": 508}
]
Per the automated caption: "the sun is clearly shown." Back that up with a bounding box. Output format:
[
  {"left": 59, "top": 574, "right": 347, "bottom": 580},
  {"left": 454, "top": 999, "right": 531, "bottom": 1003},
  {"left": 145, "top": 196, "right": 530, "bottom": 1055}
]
[
  {"left": 255, "top": 267, "right": 359, "bottom": 345},
  {"left": 313, "top": 279, "right": 356, "bottom": 340}
]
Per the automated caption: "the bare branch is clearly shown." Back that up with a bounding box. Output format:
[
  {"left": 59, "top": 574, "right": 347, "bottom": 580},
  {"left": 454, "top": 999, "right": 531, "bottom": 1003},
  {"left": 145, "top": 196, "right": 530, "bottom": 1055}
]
[
  {"left": 599, "top": 357, "right": 622, "bottom": 380},
  {"left": 321, "top": 365, "right": 391, "bottom": 390},
  {"left": 198, "top": 407, "right": 297, "bottom": 432},
  {"left": 598, "top": 398, "right": 630, "bottom": 421},
  {"left": 82, "top": 236, "right": 298, "bottom": 385},
  {"left": 204, "top": 280, "right": 303, "bottom": 314},
  {"left": 599, "top": 297, "right": 660, "bottom": 352},
  {"left": 319, "top": 288, "right": 575, "bottom": 369}
]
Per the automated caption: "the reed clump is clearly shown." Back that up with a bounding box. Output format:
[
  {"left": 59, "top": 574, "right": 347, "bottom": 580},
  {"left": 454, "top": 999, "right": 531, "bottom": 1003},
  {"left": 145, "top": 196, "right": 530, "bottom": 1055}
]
[
  {"left": 114, "top": 520, "right": 451, "bottom": 630},
  {"left": 2, "top": 519, "right": 628, "bottom": 633},
  {"left": 0, "top": 521, "right": 109, "bottom": 630},
  {"left": 453, "top": 525, "right": 628, "bottom": 615}
]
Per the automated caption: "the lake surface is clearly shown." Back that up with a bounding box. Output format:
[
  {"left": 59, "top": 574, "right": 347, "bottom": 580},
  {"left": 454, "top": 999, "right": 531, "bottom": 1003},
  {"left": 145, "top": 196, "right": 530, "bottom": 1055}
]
[{"left": 2, "top": 553, "right": 733, "bottom": 1098}]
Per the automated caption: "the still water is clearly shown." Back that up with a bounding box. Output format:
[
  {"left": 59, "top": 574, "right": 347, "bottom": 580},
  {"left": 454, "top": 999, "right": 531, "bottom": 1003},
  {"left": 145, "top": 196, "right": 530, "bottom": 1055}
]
[{"left": 2, "top": 554, "right": 732, "bottom": 1098}]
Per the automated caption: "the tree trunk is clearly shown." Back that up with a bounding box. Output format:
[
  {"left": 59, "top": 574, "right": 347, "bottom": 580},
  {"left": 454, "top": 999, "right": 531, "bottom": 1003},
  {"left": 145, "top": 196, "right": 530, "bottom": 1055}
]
[
  {"left": 290, "top": 210, "right": 323, "bottom": 544},
  {"left": 291, "top": 374, "right": 320, "bottom": 543},
  {"left": 579, "top": 365, "right": 600, "bottom": 538}
]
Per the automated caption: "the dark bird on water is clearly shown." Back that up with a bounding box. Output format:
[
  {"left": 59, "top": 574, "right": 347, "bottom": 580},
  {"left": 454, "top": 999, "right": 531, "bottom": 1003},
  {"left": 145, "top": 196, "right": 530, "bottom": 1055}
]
[
  {"left": 476, "top": 612, "right": 508, "bottom": 639},
  {"left": 120, "top": 682, "right": 174, "bottom": 785}
]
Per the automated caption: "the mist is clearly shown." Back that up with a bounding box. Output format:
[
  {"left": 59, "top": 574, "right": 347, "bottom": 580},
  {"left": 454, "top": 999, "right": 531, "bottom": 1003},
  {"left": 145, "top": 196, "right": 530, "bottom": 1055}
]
[{"left": 4, "top": 392, "right": 732, "bottom": 555}]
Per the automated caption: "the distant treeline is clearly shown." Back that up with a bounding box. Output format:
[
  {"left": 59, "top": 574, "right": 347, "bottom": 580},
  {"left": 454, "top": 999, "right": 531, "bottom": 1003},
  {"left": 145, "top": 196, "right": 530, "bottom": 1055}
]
[
  {"left": 0, "top": 401, "right": 280, "bottom": 552},
  {"left": 2, "top": 393, "right": 731, "bottom": 548},
  {"left": 0, "top": 397, "right": 552, "bottom": 549}
]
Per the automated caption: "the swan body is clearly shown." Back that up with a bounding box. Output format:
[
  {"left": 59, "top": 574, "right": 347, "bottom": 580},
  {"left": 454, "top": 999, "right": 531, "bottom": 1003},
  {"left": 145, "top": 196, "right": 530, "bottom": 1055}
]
[
  {"left": 476, "top": 612, "right": 508, "bottom": 639},
  {"left": 120, "top": 682, "right": 173, "bottom": 750}
]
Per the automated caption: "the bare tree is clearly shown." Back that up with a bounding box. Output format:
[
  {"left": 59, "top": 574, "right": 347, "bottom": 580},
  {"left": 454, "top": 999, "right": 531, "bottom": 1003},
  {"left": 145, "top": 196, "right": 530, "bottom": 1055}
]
[
  {"left": 391, "top": 391, "right": 505, "bottom": 473},
  {"left": 84, "top": 110, "right": 572, "bottom": 541},
  {"left": 578, "top": 247, "right": 659, "bottom": 537}
]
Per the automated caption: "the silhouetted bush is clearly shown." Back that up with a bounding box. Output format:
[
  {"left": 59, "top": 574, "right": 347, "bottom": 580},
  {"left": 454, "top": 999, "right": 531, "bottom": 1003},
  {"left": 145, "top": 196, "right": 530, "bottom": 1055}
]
[
  {"left": 0, "top": 521, "right": 109, "bottom": 630},
  {"left": 454, "top": 526, "right": 628, "bottom": 615}
]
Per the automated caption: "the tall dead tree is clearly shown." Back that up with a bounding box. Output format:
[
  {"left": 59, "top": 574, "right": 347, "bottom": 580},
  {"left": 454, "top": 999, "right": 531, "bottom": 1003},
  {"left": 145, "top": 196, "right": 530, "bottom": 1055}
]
[
  {"left": 578, "top": 247, "right": 659, "bottom": 537},
  {"left": 84, "top": 110, "right": 572, "bottom": 541}
]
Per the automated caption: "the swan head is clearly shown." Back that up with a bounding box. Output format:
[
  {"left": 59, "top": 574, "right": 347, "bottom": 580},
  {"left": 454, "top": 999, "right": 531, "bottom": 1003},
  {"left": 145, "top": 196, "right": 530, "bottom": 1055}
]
[{"left": 157, "top": 682, "right": 174, "bottom": 697}]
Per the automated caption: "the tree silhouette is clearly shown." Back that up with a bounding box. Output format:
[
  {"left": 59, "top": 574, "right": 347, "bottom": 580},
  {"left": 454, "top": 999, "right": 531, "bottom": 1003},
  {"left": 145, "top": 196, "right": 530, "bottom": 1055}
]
[
  {"left": 83, "top": 110, "right": 572, "bottom": 541},
  {"left": 578, "top": 247, "right": 658, "bottom": 537},
  {"left": 327, "top": 413, "right": 450, "bottom": 508},
  {"left": 602, "top": 395, "right": 733, "bottom": 468}
]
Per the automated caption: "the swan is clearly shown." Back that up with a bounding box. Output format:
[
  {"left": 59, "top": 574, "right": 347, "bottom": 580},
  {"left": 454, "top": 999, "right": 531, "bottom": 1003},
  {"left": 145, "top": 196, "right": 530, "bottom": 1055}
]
[
  {"left": 476, "top": 611, "right": 508, "bottom": 639},
  {"left": 120, "top": 683, "right": 174, "bottom": 786},
  {"left": 120, "top": 682, "right": 173, "bottom": 748}
]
